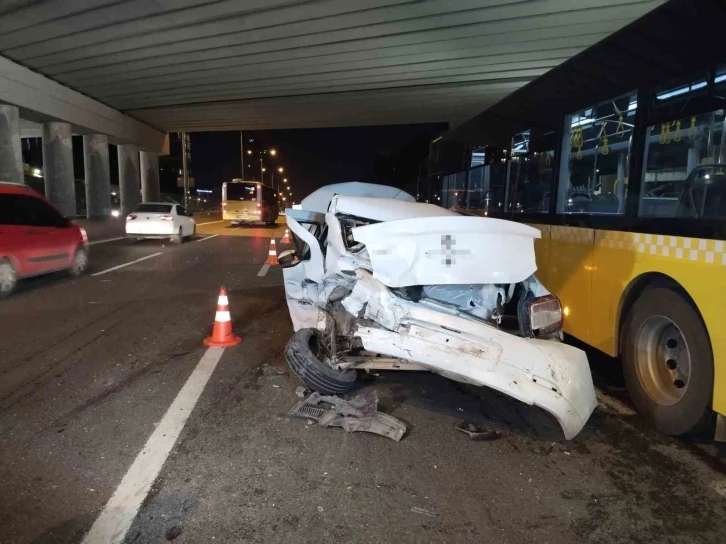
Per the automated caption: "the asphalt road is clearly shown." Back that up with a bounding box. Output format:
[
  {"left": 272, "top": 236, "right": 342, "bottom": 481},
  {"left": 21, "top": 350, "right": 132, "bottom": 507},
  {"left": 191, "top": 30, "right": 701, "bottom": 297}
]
[{"left": 0, "top": 221, "right": 724, "bottom": 544}]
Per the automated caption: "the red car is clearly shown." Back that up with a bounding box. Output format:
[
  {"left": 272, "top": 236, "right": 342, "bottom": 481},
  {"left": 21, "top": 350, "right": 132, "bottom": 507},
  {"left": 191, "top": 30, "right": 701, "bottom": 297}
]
[{"left": 0, "top": 182, "right": 89, "bottom": 298}]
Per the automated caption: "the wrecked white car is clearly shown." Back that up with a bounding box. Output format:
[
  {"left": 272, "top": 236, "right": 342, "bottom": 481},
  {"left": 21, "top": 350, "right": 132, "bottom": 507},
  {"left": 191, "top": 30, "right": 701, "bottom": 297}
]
[{"left": 281, "top": 182, "right": 597, "bottom": 439}]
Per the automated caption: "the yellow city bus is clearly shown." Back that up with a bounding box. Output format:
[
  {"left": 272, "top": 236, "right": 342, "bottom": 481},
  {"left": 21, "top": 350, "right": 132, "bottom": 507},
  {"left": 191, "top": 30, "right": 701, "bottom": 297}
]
[{"left": 429, "top": 0, "right": 725, "bottom": 439}]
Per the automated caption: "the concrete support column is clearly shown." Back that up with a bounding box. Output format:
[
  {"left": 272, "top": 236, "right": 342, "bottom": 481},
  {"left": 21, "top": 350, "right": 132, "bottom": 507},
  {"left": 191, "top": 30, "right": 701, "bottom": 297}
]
[
  {"left": 139, "top": 151, "right": 160, "bottom": 202},
  {"left": 0, "top": 105, "right": 23, "bottom": 185},
  {"left": 42, "top": 121, "right": 76, "bottom": 217},
  {"left": 83, "top": 134, "right": 111, "bottom": 219},
  {"left": 117, "top": 144, "right": 140, "bottom": 216}
]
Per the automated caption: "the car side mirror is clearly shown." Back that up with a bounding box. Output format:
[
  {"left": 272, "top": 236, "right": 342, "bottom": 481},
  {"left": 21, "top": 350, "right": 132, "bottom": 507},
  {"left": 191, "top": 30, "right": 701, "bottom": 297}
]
[{"left": 278, "top": 249, "right": 298, "bottom": 268}]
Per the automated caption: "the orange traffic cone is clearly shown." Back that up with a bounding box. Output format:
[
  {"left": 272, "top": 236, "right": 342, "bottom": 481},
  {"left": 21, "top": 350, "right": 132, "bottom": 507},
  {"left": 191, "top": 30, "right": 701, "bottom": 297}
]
[
  {"left": 204, "top": 287, "right": 242, "bottom": 347},
  {"left": 281, "top": 229, "right": 291, "bottom": 244},
  {"left": 265, "top": 238, "right": 279, "bottom": 265}
]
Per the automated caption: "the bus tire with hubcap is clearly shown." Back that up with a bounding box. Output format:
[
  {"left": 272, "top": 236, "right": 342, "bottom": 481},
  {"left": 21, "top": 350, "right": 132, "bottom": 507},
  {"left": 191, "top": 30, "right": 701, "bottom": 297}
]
[
  {"left": 621, "top": 287, "right": 713, "bottom": 435},
  {"left": 0, "top": 258, "right": 17, "bottom": 299}
]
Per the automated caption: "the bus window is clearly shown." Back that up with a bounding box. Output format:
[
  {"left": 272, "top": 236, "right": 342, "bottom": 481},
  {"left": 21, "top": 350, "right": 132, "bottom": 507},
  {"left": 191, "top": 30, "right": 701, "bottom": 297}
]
[
  {"left": 557, "top": 91, "right": 637, "bottom": 215},
  {"left": 226, "top": 183, "right": 258, "bottom": 201},
  {"left": 640, "top": 108, "right": 726, "bottom": 218},
  {"left": 507, "top": 129, "right": 556, "bottom": 214}
]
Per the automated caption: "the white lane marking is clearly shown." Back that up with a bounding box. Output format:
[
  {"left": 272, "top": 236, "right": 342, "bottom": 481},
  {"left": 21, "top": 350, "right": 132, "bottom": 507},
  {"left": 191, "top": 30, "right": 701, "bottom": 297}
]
[
  {"left": 92, "top": 252, "right": 163, "bottom": 277},
  {"left": 194, "top": 219, "right": 225, "bottom": 226},
  {"left": 89, "top": 236, "right": 126, "bottom": 245},
  {"left": 82, "top": 346, "right": 226, "bottom": 544},
  {"left": 257, "top": 264, "right": 270, "bottom": 277},
  {"left": 195, "top": 234, "right": 220, "bottom": 243}
]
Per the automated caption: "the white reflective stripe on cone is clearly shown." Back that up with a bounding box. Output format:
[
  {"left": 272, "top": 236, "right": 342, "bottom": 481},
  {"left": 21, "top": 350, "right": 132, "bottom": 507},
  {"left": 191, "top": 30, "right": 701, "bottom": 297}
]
[
  {"left": 215, "top": 311, "right": 231, "bottom": 322},
  {"left": 269, "top": 250, "right": 276, "bottom": 255},
  {"left": 218, "top": 295, "right": 229, "bottom": 305}
]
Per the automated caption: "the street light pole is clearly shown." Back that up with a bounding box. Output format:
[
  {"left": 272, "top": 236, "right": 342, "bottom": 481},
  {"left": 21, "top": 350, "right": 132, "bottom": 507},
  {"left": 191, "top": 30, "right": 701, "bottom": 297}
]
[{"left": 181, "top": 132, "right": 189, "bottom": 209}]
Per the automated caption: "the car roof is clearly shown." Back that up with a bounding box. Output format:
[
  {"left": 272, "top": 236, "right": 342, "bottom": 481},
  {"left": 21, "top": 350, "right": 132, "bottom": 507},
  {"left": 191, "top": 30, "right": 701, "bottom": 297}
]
[
  {"left": 300, "top": 182, "right": 414, "bottom": 214},
  {"left": 330, "top": 195, "right": 457, "bottom": 222},
  {"left": 0, "top": 181, "right": 43, "bottom": 196}
]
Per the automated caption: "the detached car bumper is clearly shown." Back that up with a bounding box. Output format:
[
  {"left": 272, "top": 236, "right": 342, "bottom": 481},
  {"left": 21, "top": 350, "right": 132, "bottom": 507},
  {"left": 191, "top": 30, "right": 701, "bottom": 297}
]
[{"left": 342, "top": 271, "right": 597, "bottom": 439}]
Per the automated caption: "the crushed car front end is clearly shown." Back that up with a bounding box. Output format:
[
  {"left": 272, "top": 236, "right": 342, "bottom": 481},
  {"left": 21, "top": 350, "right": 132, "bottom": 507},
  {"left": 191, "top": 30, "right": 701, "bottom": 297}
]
[{"left": 280, "top": 186, "right": 597, "bottom": 439}]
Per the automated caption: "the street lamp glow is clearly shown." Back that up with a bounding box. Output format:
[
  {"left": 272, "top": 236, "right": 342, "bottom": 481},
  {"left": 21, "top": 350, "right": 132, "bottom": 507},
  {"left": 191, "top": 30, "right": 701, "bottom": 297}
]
[
  {"left": 262, "top": 167, "right": 266, "bottom": 172},
  {"left": 269, "top": 149, "right": 277, "bottom": 156},
  {"left": 278, "top": 167, "right": 284, "bottom": 173},
  {"left": 283, "top": 178, "right": 288, "bottom": 183},
  {"left": 247, "top": 149, "right": 252, "bottom": 155}
]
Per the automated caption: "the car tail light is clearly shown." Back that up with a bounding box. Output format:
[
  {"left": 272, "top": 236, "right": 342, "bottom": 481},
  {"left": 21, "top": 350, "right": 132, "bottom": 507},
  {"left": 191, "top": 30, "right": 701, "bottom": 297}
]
[
  {"left": 519, "top": 294, "right": 562, "bottom": 337},
  {"left": 160, "top": 215, "right": 173, "bottom": 221},
  {"left": 80, "top": 227, "right": 88, "bottom": 243},
  {"left": 256, "top": 203, "right": 262, "bottom": 214},
  {"left": 127, "top": 214, "right": 137, "bottom": 221}
]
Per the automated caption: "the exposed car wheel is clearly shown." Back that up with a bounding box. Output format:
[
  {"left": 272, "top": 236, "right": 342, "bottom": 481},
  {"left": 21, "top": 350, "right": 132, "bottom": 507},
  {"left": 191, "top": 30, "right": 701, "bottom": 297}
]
[
  {"left": 621, "top": 287, "right": 713, "bottom": 435},
  {"left": 171, "top": 227, "right": 183, "bottom": 245},
  {"left": 286, "top": 328, "right": 357, "bottom": 395},
  {"left": 68, "top": 247, "right": 89, "bottom": 277},
  {"left": 0, "top": 259, "right": 18, "bottom": 299}
]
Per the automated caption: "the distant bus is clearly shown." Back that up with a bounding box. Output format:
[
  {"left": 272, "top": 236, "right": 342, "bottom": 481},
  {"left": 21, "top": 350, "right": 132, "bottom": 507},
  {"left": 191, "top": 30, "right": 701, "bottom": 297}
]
[{"left": 222, "top": 179, "right": 279, "bottom": 225}]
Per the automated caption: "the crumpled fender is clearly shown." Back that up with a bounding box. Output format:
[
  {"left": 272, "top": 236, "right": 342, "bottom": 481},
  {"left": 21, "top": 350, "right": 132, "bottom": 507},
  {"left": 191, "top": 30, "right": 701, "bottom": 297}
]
[{"left": 342, "top": 270, "right": 597, "bottom": 439}]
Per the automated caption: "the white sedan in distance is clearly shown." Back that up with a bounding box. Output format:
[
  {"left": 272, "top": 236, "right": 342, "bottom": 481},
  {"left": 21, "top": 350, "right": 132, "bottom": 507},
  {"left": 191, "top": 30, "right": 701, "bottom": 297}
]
[{"left": 125, "top": 203, "right": 196, "bottom": 244}]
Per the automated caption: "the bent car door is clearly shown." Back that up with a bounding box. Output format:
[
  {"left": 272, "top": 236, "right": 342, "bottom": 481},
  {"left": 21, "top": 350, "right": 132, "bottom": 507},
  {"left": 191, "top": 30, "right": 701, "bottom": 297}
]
[{"left": 283, "top": 210, "right": 326, "bottom": 330}]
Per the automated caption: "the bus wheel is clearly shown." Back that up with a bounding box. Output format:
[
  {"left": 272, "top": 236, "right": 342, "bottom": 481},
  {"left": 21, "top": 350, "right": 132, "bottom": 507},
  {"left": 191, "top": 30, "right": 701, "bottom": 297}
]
[{"left": 621, "top": 287, "right": 713, "bottom": 435}]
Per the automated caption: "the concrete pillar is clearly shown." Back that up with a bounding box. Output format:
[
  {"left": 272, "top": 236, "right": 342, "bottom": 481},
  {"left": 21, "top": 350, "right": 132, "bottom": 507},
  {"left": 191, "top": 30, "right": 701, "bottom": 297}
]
[
  {"left": 139, "top": 151, "right": 161, "bottom": 202},
  {"left": 42, "top": 121, "right": 76, "bottom": 217},
  {"left": 117, "top": 144, "right": 140, "bottom": 216},
  {"left": 0, "top": 105, "right": 23, "bottom": 185},
  {"left": 83, "top": 134, "right": 111, "bottom": 219}
]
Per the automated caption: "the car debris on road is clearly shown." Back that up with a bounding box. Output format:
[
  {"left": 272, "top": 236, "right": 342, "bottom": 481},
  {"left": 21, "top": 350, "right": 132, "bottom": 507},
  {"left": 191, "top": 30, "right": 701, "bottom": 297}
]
[
  {"left": 288, "top": 390, "right": 406, "bottom": 441},
  {"left": 455, "top": 421, "right": 503, "bottom": 441}
]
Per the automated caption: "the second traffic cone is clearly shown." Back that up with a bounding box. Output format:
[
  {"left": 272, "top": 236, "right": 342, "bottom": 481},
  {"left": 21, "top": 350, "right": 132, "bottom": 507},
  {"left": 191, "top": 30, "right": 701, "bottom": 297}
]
[
  {"left": 265, "top": 238, "right": 279, "bottom": 265},
  {"left": 204, "top": 287, "right": 242, "bottom": 347},
  {"left": 281, "top": 229, "right": 291, "bottom": 244}
]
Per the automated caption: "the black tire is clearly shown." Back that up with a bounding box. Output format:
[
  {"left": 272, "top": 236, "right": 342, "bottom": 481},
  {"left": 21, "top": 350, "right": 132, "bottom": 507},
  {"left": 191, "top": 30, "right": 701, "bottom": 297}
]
[
  {"left": 0, "top": 258, "right": 18, "bottom": 299},
  {"left": 286, "top": 328, "right": 357, "bottom": 395},
  {"left": 621, "top": 287, "right": 713, "bottom": 435},
  {"left": 68, "top": 247, "right": 89, "bottom": 277}
]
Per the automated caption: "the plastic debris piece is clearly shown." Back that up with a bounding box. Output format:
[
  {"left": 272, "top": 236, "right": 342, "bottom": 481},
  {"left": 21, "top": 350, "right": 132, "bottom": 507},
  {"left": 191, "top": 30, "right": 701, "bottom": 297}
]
[
  {"left": 288, "top": 390, "right": 406, "bottom": 441},
  {"left": 455, "top": 421, "right": 503, "bottom": 441}
]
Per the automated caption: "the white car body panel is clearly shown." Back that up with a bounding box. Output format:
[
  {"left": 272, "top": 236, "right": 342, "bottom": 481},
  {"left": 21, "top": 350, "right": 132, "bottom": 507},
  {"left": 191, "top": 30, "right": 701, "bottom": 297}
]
[
  {"left": 352, "top": 214, "right": 541, "bottom": 287},
  {"left": 282, "top": 184, "right": 597, "bottom": 439}
]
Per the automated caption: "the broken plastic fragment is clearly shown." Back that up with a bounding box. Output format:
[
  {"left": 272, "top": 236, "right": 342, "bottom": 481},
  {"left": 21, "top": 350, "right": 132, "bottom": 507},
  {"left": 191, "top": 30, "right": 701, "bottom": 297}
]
[
  {"left": 288, "top": 390, "right": 406, "bottom": 441},
  {"left": 455, "top": 421, "right": 503, "bottom": 441}
]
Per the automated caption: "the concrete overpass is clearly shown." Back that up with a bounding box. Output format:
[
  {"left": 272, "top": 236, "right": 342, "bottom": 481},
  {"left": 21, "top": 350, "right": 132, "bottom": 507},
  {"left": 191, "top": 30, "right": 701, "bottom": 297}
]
[{"left": 0, "top": 0, "right": 664, "bottom": 216}]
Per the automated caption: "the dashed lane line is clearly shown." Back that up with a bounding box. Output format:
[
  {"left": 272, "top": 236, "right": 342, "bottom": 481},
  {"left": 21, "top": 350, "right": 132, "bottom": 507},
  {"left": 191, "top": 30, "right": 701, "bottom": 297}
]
[
  {"left": 194, "top": 219, "right": 225, "bottom": 226},
  {"left": 195, "top": 234, "right": 220, "bottom": 242},
  {"left": 89, "top": 236, "right": 126, "bottom": 245},
  {"left": 82, "top": 346, "right": 226, "bottom": 544},
  {"left": 257, "top": 263, "right": 270, "bottom": 277},
  {"left": 91, "top": 252, "right": 163, "bottom": 277}
]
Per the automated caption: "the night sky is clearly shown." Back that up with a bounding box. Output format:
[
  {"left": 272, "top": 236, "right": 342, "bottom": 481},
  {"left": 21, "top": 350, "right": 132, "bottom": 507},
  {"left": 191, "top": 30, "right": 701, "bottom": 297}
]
[
  {"left": 190, "top": 123, "right": 447, "bottom": 202},
  {"left": 21, "top": 123, "right": 448, "bottom": 204}
]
